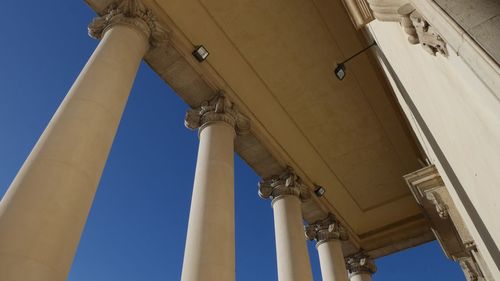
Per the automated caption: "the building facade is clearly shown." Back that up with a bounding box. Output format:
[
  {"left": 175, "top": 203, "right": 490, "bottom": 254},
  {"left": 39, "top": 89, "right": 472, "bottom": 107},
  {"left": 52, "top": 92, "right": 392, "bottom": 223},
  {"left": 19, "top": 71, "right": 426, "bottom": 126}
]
[{"left": 0, "top": 0, "right": 498, "bottom": 280}]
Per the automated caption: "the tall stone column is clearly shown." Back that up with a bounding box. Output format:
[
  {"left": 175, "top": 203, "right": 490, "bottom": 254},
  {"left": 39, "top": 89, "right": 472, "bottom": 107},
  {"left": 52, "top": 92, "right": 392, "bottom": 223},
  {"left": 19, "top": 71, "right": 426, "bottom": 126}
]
[
  {"left": 181, "top": 94, "right": 249, "bottom": 281},
  {"left": 346, "top": 253, "right": 377, "bottom": 281},
  {"left": 259, "top": 170, "right": 313, "bottom": 281},
  {"left": 305, "top": 214, "right": 350, "bottom": 281},
  {"left": 0, "top": 1, "right": 165, "bottom": 280}
]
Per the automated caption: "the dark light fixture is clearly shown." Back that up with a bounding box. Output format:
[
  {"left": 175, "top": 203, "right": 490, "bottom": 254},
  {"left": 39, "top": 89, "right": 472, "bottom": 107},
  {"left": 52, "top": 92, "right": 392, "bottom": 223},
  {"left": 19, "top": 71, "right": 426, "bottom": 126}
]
[
  {"left": 314, "top": 185, "right": 326, "bottom": 197},
  {"left": 334, "top": 41, "right": 377, "bottom": 80},
  {"left": 334, "top": 63, "right": 346, "bottom": 80},
  {"left": 192, "top": 45, "right": 209, "bottom": 62}
]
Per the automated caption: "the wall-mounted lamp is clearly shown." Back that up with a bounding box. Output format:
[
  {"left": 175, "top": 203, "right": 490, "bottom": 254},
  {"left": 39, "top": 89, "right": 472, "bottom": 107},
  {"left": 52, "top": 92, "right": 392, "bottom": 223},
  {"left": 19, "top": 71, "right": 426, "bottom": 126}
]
[
  {"left": 314, "top": 185, "right": 326, "bottom": 197},
  {"left": 334, "top": 64, "right": 346, "bottom": 80},
  {"left": 192, "top": 45, "right": 209, "bottom": 62},
  {"left": 334, "top": 41, "right": 377, "bottom": 80}
]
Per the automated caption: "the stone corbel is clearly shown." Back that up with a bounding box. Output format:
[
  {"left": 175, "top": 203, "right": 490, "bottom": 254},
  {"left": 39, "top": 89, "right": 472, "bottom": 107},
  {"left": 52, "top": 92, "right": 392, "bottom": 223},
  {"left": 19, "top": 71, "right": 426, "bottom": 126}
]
[
  {"left": 458, "top": 242, "right": 488, "bottom": 281},
  {"left": 340, "top": 0, "right": 375, "bottom": 29},
  {"left": 425, "top": 190, "right": 449, "bottom": 219},
  {"left": 398, "top": 4, "right": 448, "bottom": 57},
  {"left": 404, "top": 165, "right": 490, "bottom": 280},
  {"left": 366, "top": 0, "right": 410, "bottom": 22},
  {"left": 366, "top": 1, "right": 449, "bottom": 57},
  {"left": 459, "top": 256, "right": 481, "bottom": 281}
]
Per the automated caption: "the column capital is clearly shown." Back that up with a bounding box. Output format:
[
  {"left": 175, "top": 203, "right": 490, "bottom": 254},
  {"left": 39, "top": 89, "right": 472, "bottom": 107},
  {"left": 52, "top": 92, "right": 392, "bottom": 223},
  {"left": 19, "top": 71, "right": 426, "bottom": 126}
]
[
  {"left": 184, "top": 94, "right": 250, "bottom": 135},
  {"left": 88, "top": 0, "right": 167, "bottom": 48},
  {"left": 345, "top": 253, "right": 377, "bottom": 277},
  {"left": 258, "top": 168, "right": 311, "bottom": 201},
  {"left": 305, "top": 213, "right": 348, "bottom": 244}
]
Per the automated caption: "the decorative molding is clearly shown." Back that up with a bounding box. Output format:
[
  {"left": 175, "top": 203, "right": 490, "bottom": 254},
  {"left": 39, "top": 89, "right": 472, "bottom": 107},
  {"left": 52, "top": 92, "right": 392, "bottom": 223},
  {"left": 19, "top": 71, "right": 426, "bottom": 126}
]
[
  {"left": 346, "top": 253, "right": 377, "bottom": 276},
  {"left": 425, "top": 190, "right": 449, "bottom": 219},
  {"left": 185, "top": 93, "right": 250, "bottom": 135},
  {"left": 340, "top": 0, "right": 375, "bottom": 29},
  {"left": 404, "top": 165, "right": 489, "bottom": 280},
  {"left": 88, "top": 0, "right": 167, "bottom": 48},
  {"left": 398, "top": 4, "right": 448, "bottom": 57},
  {"left": 304, "top": 213, "right": 348, "bottom": 244},
  {"left": 366, "top": 1, "right": 449, "bottom": 57},
  {"left": 258, "top": 168, "right": 311, "bottom": 201},
  {"left": 405, "top": 165, "right": 466, "bottom": 259},
  {"left": 405, "top": 165, "right": 445, "bottom": 209},
  {"left": 404, "top": 165, "right": 450, "bottom": 223},
  {"left": 398, "top": 3, "right": 419, "bottom": 44},
  {"left": 458, "top": 242, "right": 489, "bottom": 281},
  {"left": 459, "top": 255, "right": 481, "bottom": 281},
  {"left": 366, "top": 0, "right": 409, "bottom": 22}
]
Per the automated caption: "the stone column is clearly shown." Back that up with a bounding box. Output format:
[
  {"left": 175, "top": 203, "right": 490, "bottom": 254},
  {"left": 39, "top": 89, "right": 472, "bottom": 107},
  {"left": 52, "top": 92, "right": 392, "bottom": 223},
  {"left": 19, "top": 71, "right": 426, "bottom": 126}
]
[
  {"left": 346, "top": 253, "right": 377, "bottom": 281},
  {"left": 0, "top": 1, "right": 165, "bottom": 280},
  {"left": 181, "top": 94, "right": 249, "bottom": 281},
  {"left": 305, "top": 214, "right": 349, "bottom": 281},
  {"left": 259, "top": 170, "right": 313, "bottom": 281}
]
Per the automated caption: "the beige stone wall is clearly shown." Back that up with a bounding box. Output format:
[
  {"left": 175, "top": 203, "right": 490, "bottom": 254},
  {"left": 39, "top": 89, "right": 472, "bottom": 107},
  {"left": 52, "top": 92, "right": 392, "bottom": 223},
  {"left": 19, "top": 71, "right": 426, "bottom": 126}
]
[{"left": 368, "top": 19, "right": 500, "bottom": 280}]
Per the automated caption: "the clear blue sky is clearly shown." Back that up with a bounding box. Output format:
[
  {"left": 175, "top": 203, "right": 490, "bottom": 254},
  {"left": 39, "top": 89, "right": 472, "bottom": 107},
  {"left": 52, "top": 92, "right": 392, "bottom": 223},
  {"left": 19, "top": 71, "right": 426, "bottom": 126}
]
[{"left": 0, "top": 1, "right": 465, "bottom": 280}]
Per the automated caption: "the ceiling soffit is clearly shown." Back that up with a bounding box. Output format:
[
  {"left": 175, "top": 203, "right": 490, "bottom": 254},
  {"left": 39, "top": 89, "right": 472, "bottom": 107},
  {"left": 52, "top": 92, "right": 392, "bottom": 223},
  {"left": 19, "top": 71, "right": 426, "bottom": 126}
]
[{"left": 84, "top": 0, "right": 431, "bottom": 253}]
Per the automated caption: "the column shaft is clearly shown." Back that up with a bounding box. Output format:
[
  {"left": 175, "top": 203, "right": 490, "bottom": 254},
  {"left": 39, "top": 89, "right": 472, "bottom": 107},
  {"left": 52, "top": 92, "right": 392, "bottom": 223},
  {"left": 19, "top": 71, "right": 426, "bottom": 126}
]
[
  {"left": 272, "top": 195, "right": 313, "bottom": 281},
  {"left": 317, "top": 239, "right": 349, "bottom": 281},
  {"left": 181, "top": 122, "right": 236, "bottom": 281},
  {"left": 0, "top": 24, "right": 148, "bottom": 281}
]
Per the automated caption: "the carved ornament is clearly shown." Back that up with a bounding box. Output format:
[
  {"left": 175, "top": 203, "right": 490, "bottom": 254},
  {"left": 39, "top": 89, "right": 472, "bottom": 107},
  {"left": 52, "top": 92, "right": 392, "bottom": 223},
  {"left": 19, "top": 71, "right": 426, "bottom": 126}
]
[
  {"left": 185, "top": 94, "right": 250, "bottom": 135},
  {"left": 258, "top": 168, "right": 311, "bottom": 201},
  {"left": 425, "top": 191, "right": 449, "bottom": 219},
  {"left": 346, "top": 253, "right": 377, "bottom": 276},
  {"left": 304, "top": 213, "right": 348, "bottom": 244},
  {"left": 398, "top": 4, "right": 448, "bottom": 57},
  {"left": 88, "top": 0, "right": 167, "bottom": 47},
  {"left": 459, "top": 256, "right": 480, "bottom": 281}
]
